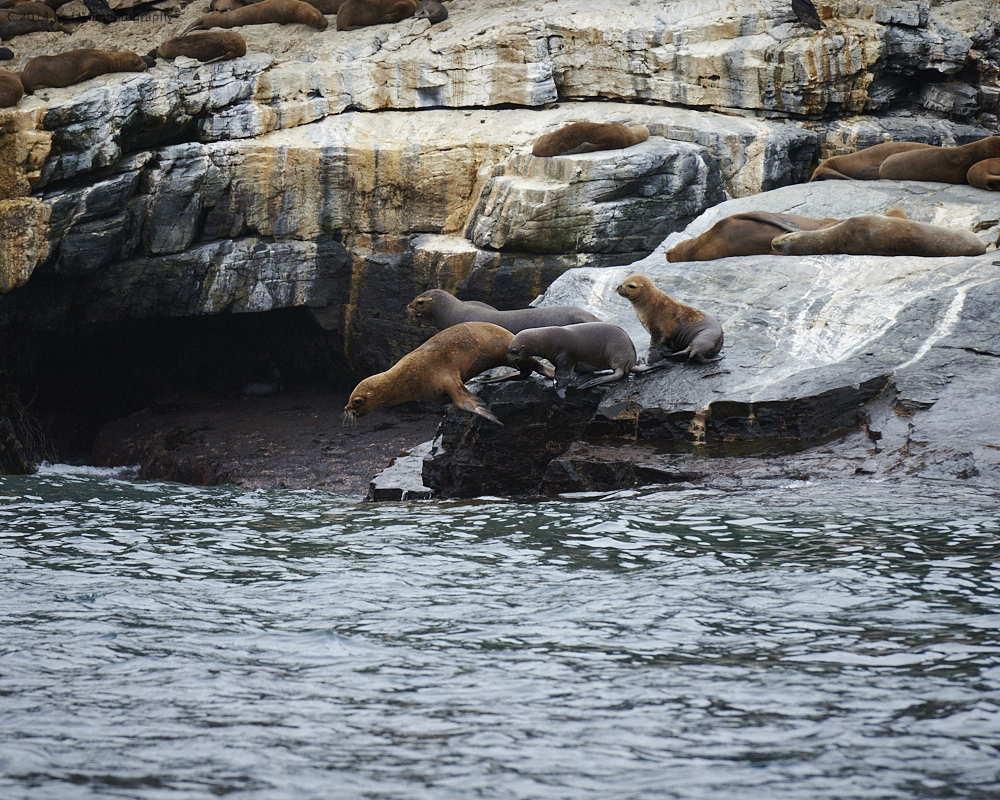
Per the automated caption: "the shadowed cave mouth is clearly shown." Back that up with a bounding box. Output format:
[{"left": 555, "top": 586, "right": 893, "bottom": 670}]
[{"left": 2, "top": 308, "right": 353, "bottom": 462}]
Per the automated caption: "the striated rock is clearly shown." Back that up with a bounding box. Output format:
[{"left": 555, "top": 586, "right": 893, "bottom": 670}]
[
  {"left": 420, "top": 180, "right": 1000, "bottom": 497},
  {"left": 466, "top": 137, "right": 725, "bottom": 259},
  {"left": 918, "top": 81, "right": 980, "bottom": 118}
]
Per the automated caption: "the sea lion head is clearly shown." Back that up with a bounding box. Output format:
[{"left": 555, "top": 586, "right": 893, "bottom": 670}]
[
  {"left": 616, "top": 274, "right": 653, "bottom": 302},
  {"left": 343, "top": 382, "right": 374, "bottom": 423},
  {"left": 406, "top": 289, "right": 445, "bottom": 321}
]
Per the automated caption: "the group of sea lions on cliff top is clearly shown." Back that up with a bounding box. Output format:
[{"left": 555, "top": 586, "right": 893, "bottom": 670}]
[{"left": 0, "top": 0, "right": 448, "bottom": 107}]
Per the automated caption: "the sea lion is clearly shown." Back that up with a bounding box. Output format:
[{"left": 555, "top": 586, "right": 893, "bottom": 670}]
[
  {"left": 151, "top": 31, "right": 247, "bottom": 62},
  {"left": 810, "top": 141, "right": 935, "bottom": 181},
  {"left": 413, "top": 0, "right": 445, "bottom": 22},
  {"left": 531, "top": 121, "right": 650, "bottom": 158},
  {"left": 184, "top": 0, "right": 328, "bottom": 33},
  {"left": 616, "top": 274, "right": 724, "bottom": 366},
  {"left": 336, "top": 0, "right": 418, "bottom": 30},
  {"left": 0, "top": 69, "right": 23, "bottom": 107},
  {"left": 502, "top": 322, "right": 641, "bottom": 399},
  {"left": 343, "top": 322, "right": 552, "bottom": 426},
  {"left": 791, "top": 0, "right": 823, "bottom": 29},
  {"left": 666, "top": 211, "right": 841, "bottom": 262},
  {"left": 208, "top": 0, "right": 245, "bottom": 10},
  {"left": 20, "top": 49, "right": 149, "bottom": 93},
  {"left": 0, "top": 47, "right": 12, "bottom": 60},
  {"left": 0, "top": 17, "right": 70, "bottom": 39},
  {"left": 0, "top": 2, "right": 56, "bottom": 21},
  {"left": 238, "top": 0, "right": 343, "bottom": 12},
  {"left": 407, "top": 288, "right": 599, "bottom": 333},
  {"left": 967, "top": 158, "right": 1000, "bottom": 191},
  {"left": 771, "top": 215, "right": 987, "bottom": 258},
  {"left": 878, "top": 137, "right": 1000, "bottom": 184}
]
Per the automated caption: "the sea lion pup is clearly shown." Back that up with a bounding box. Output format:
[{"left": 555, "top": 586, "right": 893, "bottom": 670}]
[
  {"left": 771, "top": 215, "right": 987, "bottom": 258},
  {"left": 616, "top": 274, "right": 723, "bottom": 366},
  {"left": 413, "top": 0, "right": 445, "bottom": 22},
  {"left": 151, "top": 31, "right": 247, "bottom": 62},
  {"left": 343, "top": 322, "right": 552, "bottom": 427},
  {"left": 407, "top": 288, "right": 599, "bottom": 333},
  {"left": 791, "top": 0, "right": 823, "bottom": 29},
  {"left": 501, "top": 322, "right": 639, "bottom": 399},
  {"left": 0, "top": 18, "right": 70, "bottom": 39},
  {"left": 20, "top": 49, "right": 149, "bottom": 93},
  {"left": 531, "top": 121, "right": 650, "bottom": 158},
  {"left": 336, "top": 0, "right": 418, "bottom": 30},
  {"left": 184, "top": 0, "right": 328, "bottom": 33},
  {"left": 666, "top": 211, "right": 841, "bottom": 262},
  {"left": 0, "top": 69, "right": 23, "bottom": 107},
  {"left": 878, "top": 136, "right": 1000, "bottom": 184},
  {"left": 810, "top": 141, "right": 935, "bottom": 182},
  {"left": 968, "top": 158, "right": 1000, "bottom": 191}
]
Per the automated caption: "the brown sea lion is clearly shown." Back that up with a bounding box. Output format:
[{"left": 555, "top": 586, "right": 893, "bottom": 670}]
[
  {"left": 771, "top": 215, "right": 987, "bottom": 257},
  {"left": 20, "top": 49, "right": 149, "bottom": 93},
  {"left": 413, "top": 0, "right": 445, "bottom": 22},
  {"left": 616, "top": 274, "right": 724, "bottom": 366},
  {"left": 184, "top": 0, "right": 328, "bottom": 33},
  {"left": 336, "top": 0, "right": 418, "bottom": 30},
  {"left": 501, "top": 322, "right": 641, "bottom": 398},
  {"left": 966, "top": 158, "right": 1000, "bottom": 191},
  {"left": 407, "top": 288, "right": 599, "bottom": 333},
  {"left": 666, "top": 211, "right": 841, "bottom": 262},
  {"left": 151, "top": 31, "right": 247, "bottom": 62},
  {"left": 0, "top": 69, "right": 23, "bottom": 106},
  {"left": 343, "top": 322, "right": 552, "bottom": 426},
  {"left": 239, "top": 0, "right": 343, "bottom": 12},
  {"left": 0, "top": 18, "right": 70, "bottom": 39},
  {"left": 531, "top": 121, "right": 650, "bottom": 158},
  {"left": 878, "top": 137, "right": 1000, "bottom": 184},
  {"left": 0, "top": 2, "right": 56, "bottom": 21},
  {"left": 208, "top": 0, "right": 244, "bottom": 10},
  {"left": 810, "top": 141, "right": 935, "bottom": 181}
]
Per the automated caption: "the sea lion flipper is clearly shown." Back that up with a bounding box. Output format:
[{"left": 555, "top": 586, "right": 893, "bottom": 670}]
[
  {"left": 450, "top": 388, "right": 502, "bottom": 426},
  {"left": 576, "top": 368, "right": 628, "bottom": 390}
]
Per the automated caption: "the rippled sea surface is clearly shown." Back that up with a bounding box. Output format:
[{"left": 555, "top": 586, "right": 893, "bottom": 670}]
[{"left": 2, "top": 466, "right": 1000, "bottom": 799}]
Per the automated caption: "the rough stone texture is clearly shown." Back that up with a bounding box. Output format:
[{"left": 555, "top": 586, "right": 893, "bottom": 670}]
[
  {"left": 423, "top": 180, "right": 1000, "bottom": 497},
  {"left": 0, "top": 198, "right": 50, "bottom": 294}
]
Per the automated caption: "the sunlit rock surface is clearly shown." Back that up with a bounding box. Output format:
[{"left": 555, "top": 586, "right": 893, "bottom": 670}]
[{"left": 421, "top": 181, "right": 1000, "bottom": 497}]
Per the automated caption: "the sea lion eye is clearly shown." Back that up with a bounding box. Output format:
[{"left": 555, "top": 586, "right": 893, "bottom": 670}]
[{"left": 353, "top": 397, "right": 364, "bottom": 407}]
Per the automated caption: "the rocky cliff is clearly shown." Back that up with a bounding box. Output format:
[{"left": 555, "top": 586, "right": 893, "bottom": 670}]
[{"left": 0, "top": 0, "right": 997, "bottom": 480}]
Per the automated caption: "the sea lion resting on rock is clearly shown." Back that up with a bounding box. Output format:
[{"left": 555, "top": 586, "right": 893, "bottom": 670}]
[
  {"left": 771, "top": 215, "right": 987, "bottom": 258},
  {"left": 185, "top": 0, "right": 328, "bottom": 33},
  {"left": 407, "top": 288, "right": 598, "bottom": 333},
  {"left": 878, "top": 136, "right": 1000, "bottom": 184},
  {"left": 666, "top": 211, "right": 840, "bottom": 262},
  {"left": 967, "top": 158, "right": 1000, "bottom": 191},
  {"left": 336, "top": 0, "right": 418, "bottom": 30},
  {"left": 0, "top": 69, "right": 23, "bottom": 106},
  {"left": 616, "top": 274, "right": 723, "bottom": 366},
  {"left": 150, "top": 31, "right": 247, "bottom": 62},
  {"left": 666, "top": 208, "right": 910, "bottom": 262},
  {"left": 810, "top": 141, "right": 934, "bottom": 181},
  {"left": 0, "top": 2, "right": 56, "bottom": 21},
  {"left": 20, "top": 49, "right": 149, "bottom": 93},
  {"left": 532, "top": 121, "right": 650, "bottom": 157},
  {"left": 343, "top": 322, "right": 553, "bottom": 426},
  {"left": 0, "top": 17, "right": 69, "bottom": 38},
  {"left": 229, "top": 0, "right": 344, "bottom": 13}
]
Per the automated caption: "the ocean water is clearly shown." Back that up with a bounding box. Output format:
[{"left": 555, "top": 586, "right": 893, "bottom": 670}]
[{"left": 1, "top": 465, "right": 999, "bottom": 799}]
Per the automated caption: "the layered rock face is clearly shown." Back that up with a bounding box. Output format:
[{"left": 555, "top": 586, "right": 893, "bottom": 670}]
[{"left": 0, "top": 0, "right": 998, "bottom": 475}]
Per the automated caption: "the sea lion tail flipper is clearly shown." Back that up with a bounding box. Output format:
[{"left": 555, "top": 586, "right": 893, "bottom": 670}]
[
  {"left": 182, "top": 19, "right": 205, "bottom": 33},
  {"left": 631, "top": 361, "right": 669, "bottom": 374},
  {"left": 576, "top": 368, "right": 628, "bottom": 391}
]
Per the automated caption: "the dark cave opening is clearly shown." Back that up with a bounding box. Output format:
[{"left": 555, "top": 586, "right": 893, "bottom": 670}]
[{"left": 1, "top": 308, "right": 354, "bottom": 462}]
